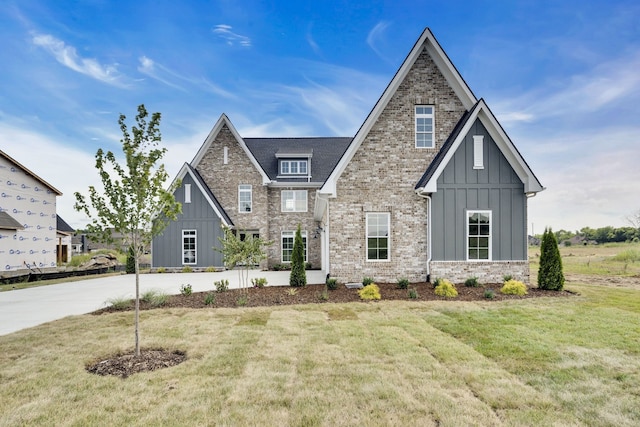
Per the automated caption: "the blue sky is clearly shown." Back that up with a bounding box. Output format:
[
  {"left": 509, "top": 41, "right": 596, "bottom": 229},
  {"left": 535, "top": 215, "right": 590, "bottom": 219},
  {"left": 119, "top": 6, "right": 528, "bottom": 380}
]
[{"left": 1, "top": 0, "right": 639, "bottom": 233}]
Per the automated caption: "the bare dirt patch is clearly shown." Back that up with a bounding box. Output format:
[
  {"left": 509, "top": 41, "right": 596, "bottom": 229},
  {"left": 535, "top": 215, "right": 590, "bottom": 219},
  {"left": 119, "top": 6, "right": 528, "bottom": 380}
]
[
  {"left": 565, "top": 274, "right": 640, "bottom": 290},
  {"left": 86, "top": 349, "right": 187, "bottom": 378}
]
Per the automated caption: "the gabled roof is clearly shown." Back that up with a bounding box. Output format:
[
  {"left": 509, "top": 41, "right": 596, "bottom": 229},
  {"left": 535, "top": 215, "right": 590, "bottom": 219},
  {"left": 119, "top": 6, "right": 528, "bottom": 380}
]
[
  {"left": 415, "top": 99, "right": 544, "bottom": 194},
  {"left": 56, "top": 215, "right": 75, "bottom": 235},
  {"left": 172, "top": 163, "right": 234, "bottom": 227},
  {"left": 0, "top": 211, "right": 23, "bottom": 230},
  {"left": 0, "top": 150, "right": 62, "bottom": 195},
  {"left": 320, "top": 27, "right": 477, "bottom": 196},
  {"left": 191, "top": 114, "right": 271, "bottom": 185},
  {"left": 244, "top": 137, "right": 352, "bottom": 183}
]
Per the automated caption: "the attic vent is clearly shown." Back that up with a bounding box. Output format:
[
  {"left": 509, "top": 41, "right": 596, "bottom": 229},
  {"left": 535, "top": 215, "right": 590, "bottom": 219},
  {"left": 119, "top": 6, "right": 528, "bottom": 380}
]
[
  {"left": 473, "top": 135, "right": 484, "bottom": 169},
  {"left": 223, "top": 146, "right": 228, "bottom": 165}
]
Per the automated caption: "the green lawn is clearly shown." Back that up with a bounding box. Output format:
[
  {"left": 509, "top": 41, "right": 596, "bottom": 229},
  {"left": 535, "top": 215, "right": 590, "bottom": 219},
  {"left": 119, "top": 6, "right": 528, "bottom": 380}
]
[{"left": 1, "top": 243, "right": 639, "bottom": 426}]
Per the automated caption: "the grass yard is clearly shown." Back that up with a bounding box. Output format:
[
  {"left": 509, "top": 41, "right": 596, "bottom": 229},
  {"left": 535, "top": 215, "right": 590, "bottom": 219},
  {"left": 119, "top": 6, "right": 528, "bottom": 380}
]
[{"left": 1, "top": 242, "right": 639, "bottom": 426}]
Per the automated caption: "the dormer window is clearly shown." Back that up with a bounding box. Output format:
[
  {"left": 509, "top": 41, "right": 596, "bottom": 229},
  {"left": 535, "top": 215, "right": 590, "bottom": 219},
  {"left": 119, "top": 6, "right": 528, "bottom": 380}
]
[{"left": 280, "top": 160, "right": 308, "bottom": 175}]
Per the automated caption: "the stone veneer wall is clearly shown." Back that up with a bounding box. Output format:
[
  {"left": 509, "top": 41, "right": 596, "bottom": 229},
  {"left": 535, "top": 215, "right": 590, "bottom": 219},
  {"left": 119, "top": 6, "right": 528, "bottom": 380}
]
[
  {"left": 195, "top": 124, "right": 270, "bottom": 268},
  {"left": 429, "top": 261, "right": 530, "bottom": 284},
  {"left": 328, "top": 47, "right": 467, "bottom": 284},
  {"left": 266, "top": 187, "right": 321, "bottom": 269}
]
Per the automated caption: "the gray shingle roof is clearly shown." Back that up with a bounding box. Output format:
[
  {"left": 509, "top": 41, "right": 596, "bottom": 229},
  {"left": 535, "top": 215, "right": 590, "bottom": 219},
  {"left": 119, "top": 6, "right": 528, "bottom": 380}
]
[
  {"left": 244, "top": 137, "right": 353, "bottom": 183},
  {"left": 57, "top": 215, "right": 74, "bottom": 233},
  {"left": 0, "top": 211, "right": 23, "bottom": 230}
]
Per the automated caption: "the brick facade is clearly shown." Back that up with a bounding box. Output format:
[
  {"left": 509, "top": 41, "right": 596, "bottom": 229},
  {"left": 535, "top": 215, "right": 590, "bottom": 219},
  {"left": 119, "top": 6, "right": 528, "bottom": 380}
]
[
  {"left": 429, "top": 260, "right": 530, "bottom": 284},
  {"left": 328, "top": 48, "right": 466, "bottom": 283}
]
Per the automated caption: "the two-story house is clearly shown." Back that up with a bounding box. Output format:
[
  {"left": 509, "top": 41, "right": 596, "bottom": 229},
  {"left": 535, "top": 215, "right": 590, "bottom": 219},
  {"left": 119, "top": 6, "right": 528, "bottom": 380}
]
[{"left": 152, "top": 28, "right": 543, "bottom": 284}]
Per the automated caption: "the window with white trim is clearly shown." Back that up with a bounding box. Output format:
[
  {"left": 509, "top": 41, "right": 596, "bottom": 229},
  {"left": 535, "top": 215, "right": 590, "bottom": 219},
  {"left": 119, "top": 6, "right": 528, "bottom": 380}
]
[
  {"left": 281, "top": 190, "right": 307, "bottom": 212},
  {"left": 467, "top": 211, "right": 491, "bottom": 260},
  {"left": 238, "top": 184, "right": 252, "bottom": 213},
  {"left": 281, "top": 231, "right": 307, "bottom": 263},
  {"left": 280, "top": 160, "right": 308, "bottom": 175},
  {"left": 182, "top": 230, "right": 196, "bottom": 264},
  {"left": 415, "top": 105, "right": 434, "bottom": 148},
  {"left": 473, "top": 135, "right": 484, "bottom": 169},
  {"left": 366, "top": 213, "right": 390, "bottom": 261}
]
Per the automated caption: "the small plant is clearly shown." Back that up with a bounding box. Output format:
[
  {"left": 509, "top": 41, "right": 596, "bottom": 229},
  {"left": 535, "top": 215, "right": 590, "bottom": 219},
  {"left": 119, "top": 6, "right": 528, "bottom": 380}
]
[
  {"left": 286, "top": 288, "right": 298, "bottom": 296},
  {"left": 483, "top": 288, "right": 495, "bottom": 300},
  {"left": 358, "top": 283, "right": 381, "bottom": 301},
  {"left": 141, "top": 289, "right": 168, "bottom": 307},
  {"left": 326, "top": 277, "right": 338, "bottom": 290},
  {"left": 106, "top": 296, "right": 132, "bottom": 311},
  {"left": 397, "top": 277, "right": 410, "bottom": 289},
  {"left": 464, "top": 276, "right": 479, "bottom": 287},
  {"left": 434, "top": 279, "right": 458, "bottom": 298},
  {"left": 205, "top": 266, "right": 217, "bottom": 272},
  {"left": 408, "top": 288, "right": 418, "bottom": 299},
  {"left": 251, "top": 277, "right": 268, "bottom": 288},
  {"left": 236, "top": 295, "right": 248, "bottom": 306},
  {"left": 180, "top": 283, "right": 193, "bottom": 296},
  {"left": 501, "top": 279, "right": 528, "bottom": 296},
  {"left": 156, "top": 267, "right": 166, "bottom": 274},
  {"left": 182, "top": 265, "right": 193, "bottom": 273},
  {"left": 432, "top": 277, "right": 442, "bottom": 289},
  {"left": 502, "top": 274, "right": 514, "bottom": 282},
  {"left": 318, "top": 289, "right": 329, "bottom": 301},
  {"left": 214, "top": 279, "right": 229, "bottom": 293},
  {"left": 204, "top": 292, "right": 216, "bottom": 305},
  {"left": 362, "top": 277, "right": 374, "bottom": 286}
]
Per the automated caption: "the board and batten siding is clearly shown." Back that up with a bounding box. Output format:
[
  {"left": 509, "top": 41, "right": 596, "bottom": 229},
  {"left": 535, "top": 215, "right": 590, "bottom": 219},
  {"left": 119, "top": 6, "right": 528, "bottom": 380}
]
[
  {"left": 431, "top": 119, "right": 527, "bottom": 261},
  {"left": 152, "top": 174, "right": 225, "bottom": 268}
]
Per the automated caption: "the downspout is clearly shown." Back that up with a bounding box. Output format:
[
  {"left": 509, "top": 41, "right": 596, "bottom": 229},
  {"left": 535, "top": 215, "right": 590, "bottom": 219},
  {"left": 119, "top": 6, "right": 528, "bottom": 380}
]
[{"left": 416, "top": 191, "right": 432, "bottom": 282}]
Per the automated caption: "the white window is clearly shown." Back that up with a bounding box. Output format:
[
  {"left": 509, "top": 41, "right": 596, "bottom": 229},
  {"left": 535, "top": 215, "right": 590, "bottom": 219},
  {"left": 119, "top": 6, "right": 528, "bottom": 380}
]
[
  {"left": 366, "top": 213, "right": 390, "bottom": 261},
  {"left": 281, "top": 231, "right": 307, "bottom": 263},
  {"left": 184, "top": 184, "right": 191, "bottom": 204},
  {"left": 473, "top": 135, "right": 484, "bottom": 169},
  {"left": 467, "top": 211, "right": 491, "bottom": 260},
  {"left": 182, "top": 230, "right": 197, "bottom": 264},
  {"left": 280, "top": 160, "right": 308, "bottom": 175},
  {"left": 415, "top": 105, "right": 434, "bottom": 148},
  {"left": 281, "top": 190, "right": 307, "bottom": 212},
  {"left": 239, "top": 185, "right": 252, "bottom": 213}
]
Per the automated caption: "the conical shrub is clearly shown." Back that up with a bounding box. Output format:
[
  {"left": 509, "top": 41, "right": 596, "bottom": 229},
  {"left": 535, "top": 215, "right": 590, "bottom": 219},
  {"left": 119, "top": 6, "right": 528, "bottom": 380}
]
[{"left": 538, "top": 228, "right": 564, "bottom": 290}]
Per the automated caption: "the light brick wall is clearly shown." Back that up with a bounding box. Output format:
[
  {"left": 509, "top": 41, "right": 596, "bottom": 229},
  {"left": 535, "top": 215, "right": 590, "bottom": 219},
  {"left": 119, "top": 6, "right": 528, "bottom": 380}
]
[
  {"left": 430, "top": 261, "right": 530, "bottom": 284},
  {"left": 196, "top": 125, "right": 269, "bottom": 268},
  {"left": 328, "top": 47, "right": 466, "bottom": 283}
]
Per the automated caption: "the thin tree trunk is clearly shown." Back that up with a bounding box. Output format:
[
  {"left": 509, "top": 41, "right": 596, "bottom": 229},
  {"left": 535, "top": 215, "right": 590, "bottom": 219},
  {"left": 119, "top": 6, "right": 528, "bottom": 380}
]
[{"left": 134, "top": 246, "right": 140, "bottom": 357}]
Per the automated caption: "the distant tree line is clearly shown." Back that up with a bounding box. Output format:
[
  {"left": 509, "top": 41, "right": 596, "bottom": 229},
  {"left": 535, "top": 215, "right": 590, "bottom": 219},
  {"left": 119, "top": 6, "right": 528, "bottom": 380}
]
[{"left": 536, "top": 226, "right": 640, "bottom": 245}]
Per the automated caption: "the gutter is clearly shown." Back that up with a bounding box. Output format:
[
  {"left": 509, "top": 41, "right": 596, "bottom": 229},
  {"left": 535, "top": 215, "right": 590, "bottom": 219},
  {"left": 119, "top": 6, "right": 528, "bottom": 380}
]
[{"left": 415, "top": 189, "right": 432, "bottom": 281}]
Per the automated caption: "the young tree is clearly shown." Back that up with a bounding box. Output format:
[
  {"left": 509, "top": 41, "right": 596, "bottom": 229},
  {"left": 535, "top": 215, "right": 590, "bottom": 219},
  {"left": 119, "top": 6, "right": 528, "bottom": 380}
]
[
  {"left": 538, "top": 227, "right": 565, "bottom": 291},
  {"left": 217, "top": 226, "right": 271, "bottom": 292},
  {"left": 74, "top": 104, "right": 181, "bottom": 356},
  {"left": 289, "top": 224, "right": 306, "bottom": 287}
]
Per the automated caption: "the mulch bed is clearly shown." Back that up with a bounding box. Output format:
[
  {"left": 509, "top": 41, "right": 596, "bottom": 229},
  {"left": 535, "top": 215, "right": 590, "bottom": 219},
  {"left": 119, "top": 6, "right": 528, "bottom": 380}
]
[{"left": 88, "top": 282, "right": 573, "bottom": 378}]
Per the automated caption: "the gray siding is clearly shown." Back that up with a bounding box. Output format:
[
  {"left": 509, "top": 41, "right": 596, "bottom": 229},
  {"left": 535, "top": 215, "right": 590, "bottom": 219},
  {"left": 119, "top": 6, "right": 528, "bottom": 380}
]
[
  {"left": 152, "top": 174, "right": 225, "bottom": 267},
  {"left": 431, "top": 119, "right": 527, "bottom": 261}
]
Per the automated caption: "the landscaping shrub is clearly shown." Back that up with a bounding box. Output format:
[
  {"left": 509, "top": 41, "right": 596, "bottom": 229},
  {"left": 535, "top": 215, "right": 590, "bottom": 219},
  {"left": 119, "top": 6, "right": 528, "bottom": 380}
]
[
  {"left": 502, "top": 274, "right": 513, "bottom": 282},
  {"left": 326, "top": 277, "right": 338, "bottom": 290},
  {"left": 141, "top": 289, "right": 168, "bottom": 307},
  {"left": 483, "top": 288, "right": 495, "bottom": 300},
  {"left": 156, "top": 267, "right": 166, "bottom": 274},
  {"left": 358, "top": 283, "right": 381, "bottom": 300},
  {"left": 251, "top": 277, "right": 268, "bottom": 288},
  {"left": 204, "top": 292, "right": 216, "bottom": 305},
  {"left": 431, "top": 277, "right": 442, "bottom": 289},
  {"left": 236, "top": 295, "right": 248, "bottom": 306},
  {"left": 434, "top": 279, "right": 458, "bottom": 298},
  {"left": 181, "top": 265, "right": 193, "bottom": 273},
  {"left": 408, "top": 288, "right": 418, "bottom": 299},
  {"left": 501, "top": 279, "right": 528, "bottom": 296},
  {"left": 205, "top": 266, "right": 217, "bottom": 272},
  {"left": 126, "top": 246, "right": 135, "bottom": 274},
  {"left": 106, "top": 296, "right": 132, "bottom": 310},
  {"left": 362, "top": 277, "right": 374, "bottom": 286},
  {"left": 214, "top": 279, "right": 229, "bottom": 293},
  {"left": 538, "top": 227, "right": 565, "bottom": 290},
  {"left": 397, "top": 277, "right": 410, "bottom": 289},
  {"left": 180, "top": 284, "right": 192, "bottom": 296},
  {"left": 464, "top": 276, "right": 479, "bottom": 287},
  {"left": 289, "top": 224, "right": 307, "bottom": 287}
]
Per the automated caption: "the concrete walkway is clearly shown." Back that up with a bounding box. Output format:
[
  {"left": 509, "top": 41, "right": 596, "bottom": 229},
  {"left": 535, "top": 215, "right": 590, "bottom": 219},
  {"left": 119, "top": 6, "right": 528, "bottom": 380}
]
[{"left": 0, "top": 269, "right": 326, "bottom": 336}]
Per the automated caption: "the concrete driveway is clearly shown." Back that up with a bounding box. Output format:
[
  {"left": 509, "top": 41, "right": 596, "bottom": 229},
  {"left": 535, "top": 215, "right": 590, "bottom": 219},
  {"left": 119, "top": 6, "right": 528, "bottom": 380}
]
[{"left": 0, "top": 269, "right": 326, "bottom": 336}]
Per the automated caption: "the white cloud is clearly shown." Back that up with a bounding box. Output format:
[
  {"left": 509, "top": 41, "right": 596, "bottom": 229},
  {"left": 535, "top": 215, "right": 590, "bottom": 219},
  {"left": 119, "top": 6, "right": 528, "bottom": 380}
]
[
  {"left": 212, "top": 24, "right": 251, "bottom": 47},
  {"left": 366, "top": 21, "right": 392, "bottom": 63},
  {"left": 137, "top": 56, "right": 185, "bottom": 90},
  {"left": 31, "top": 33, "right": 126, "bottom": 87}
]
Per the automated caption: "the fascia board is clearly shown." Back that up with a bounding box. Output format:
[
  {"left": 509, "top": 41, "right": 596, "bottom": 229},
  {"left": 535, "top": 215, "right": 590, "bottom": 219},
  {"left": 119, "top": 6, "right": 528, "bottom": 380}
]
[
  {"left": 0, "top": 150, "right": 63, "bottom": 196},
  {"left": 190, "top": 114, "right": 271, "bottom": 185},
  {"left": 321, "top": 28, "right": 477, "bottom": 197}
]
